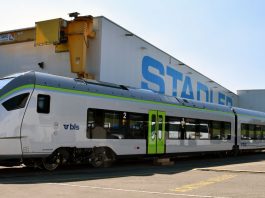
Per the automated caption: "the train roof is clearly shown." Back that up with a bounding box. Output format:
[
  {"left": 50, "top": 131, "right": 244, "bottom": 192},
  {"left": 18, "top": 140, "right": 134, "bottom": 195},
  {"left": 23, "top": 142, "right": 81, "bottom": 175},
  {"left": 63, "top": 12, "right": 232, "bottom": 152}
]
[
  {"left": 0, "top": 71, "right": 245, "bottom": 115},
  {"left": 0, "top": 71, "right": 235, "bottom": 114},
  {"left": 3, "top": 71, "right": 265, "bottom": 120},
  {"left": 232, "top": 107, "right": 265, "bottom": 119}
]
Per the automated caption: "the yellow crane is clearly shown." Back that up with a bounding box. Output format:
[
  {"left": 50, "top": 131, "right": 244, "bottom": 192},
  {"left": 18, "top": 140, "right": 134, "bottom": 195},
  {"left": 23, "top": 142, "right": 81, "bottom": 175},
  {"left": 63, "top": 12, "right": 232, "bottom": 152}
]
[{"left": 0, "top": 12, "right": 95, "bottom": 79}]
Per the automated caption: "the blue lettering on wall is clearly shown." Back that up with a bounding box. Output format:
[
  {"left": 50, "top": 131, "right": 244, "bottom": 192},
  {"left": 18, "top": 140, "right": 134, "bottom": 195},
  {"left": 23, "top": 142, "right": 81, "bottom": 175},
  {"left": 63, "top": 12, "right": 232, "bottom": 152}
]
[
  {"left": 218, "top": 92, "right": 225, "bottom": 105},
  {"left": 141, "top": 56, "right": 233, "bottom": 106},
  {"left": 210, "top": 89, "right": 214, "bottom": 103},
  {"left": 166, "top": 66, "right": 183, "bottom": 96},
  {"left": 141, "top": 56, "right": 165, "bottom": 94},
  {"left": 226, "top": 96, "right": 233, "bottom": 106},
  {"left": 181, "top": 76, "right": 194, "bottom": 99},
  {"left": 197, "top": 82, "right": 209, "bottom": 102}
]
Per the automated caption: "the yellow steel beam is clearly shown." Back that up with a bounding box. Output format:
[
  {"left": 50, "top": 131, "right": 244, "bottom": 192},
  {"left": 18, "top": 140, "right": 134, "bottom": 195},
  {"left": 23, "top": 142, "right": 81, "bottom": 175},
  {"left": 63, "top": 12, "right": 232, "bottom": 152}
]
[
  {"left": 67, "top": 15, "right": 95, "bottom": 78},
  {"left": 0, "top": 28, "right": 35, "bottom": 45}
]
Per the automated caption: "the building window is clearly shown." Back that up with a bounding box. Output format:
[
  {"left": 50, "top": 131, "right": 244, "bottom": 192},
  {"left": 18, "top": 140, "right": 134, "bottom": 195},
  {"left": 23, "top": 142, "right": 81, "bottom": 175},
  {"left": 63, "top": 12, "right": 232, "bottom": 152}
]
[
  {"left": 37, "top": 94, "right": 50, "bottom": 114},
  {"left": 2, "top": 93, "right": 30, "bottom": 111}
]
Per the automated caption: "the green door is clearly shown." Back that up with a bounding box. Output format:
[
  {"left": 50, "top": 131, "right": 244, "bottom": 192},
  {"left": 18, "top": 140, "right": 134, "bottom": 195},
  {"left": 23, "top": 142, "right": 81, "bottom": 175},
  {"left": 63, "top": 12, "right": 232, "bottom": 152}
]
[{"left": 148, "top": 110, "right": 166, "bottom": 154}]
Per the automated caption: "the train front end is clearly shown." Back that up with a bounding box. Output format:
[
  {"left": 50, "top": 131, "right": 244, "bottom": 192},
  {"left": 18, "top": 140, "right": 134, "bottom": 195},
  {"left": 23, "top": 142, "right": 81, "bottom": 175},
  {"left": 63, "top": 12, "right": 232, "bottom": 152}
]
[{"left": 0, "top": 71, "right": 35, "bottom": 164}]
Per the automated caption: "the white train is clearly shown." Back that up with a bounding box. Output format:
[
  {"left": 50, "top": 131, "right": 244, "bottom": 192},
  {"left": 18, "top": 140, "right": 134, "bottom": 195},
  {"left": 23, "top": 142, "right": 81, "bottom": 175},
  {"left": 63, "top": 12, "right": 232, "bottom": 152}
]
[{"left": 0, "top": 71, "right": 265, "bottom": 170}]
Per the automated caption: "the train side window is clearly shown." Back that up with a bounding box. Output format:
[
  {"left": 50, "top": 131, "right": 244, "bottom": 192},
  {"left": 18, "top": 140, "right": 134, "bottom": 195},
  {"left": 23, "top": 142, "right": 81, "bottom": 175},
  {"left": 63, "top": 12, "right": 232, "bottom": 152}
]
[
  {"left": 212, "top": 121, "right": 231, "bottom": 140},
  {"left": 261, "top": 126, "right": 265, "bottom": 140},
  {"left": 37, "top": 94, "right": 50, "bottom": 114},
  {"left": 249, "top": 125, "right": 256, "bottom": 140},
  {"left": 255, "top": 125, "right": 262, "bottom": 140},
  {"left": 199, "top": 120, "right": 210, "bottom": 140},
  {"left": 87, "top": 110, "right": 95, "bottom": 138},
  {"left": 166, "top": 117, "right": 181, "bottom": 139},
  {"left": 241, "top": 124, "right": 265, "bottom": 140},
  {"left": 104, "top": 111, "right": 121, "bottom": 138},
  {"left": 241, "top": 124, "right": 249, "bottom": 140},
  {"left": 87, "top": 109, "right": 107, "bottom": 139},
  {"left": 128, "top": 113, "right": 147, "bottom": 139},
  {"left": 87, "top": 108, "right": 147, "bottom": 139},
  {"left": 223, "top": 122, "right": 231, "bottom": 140},
  {"left": 212, "top": 121, "right": 221, "bottom": 140},
  {"left": 2, "top": 93, "right": 30, "bottom": 111},
  {"left": 185, "top": 118, "right": 196, "bottom": 140}
]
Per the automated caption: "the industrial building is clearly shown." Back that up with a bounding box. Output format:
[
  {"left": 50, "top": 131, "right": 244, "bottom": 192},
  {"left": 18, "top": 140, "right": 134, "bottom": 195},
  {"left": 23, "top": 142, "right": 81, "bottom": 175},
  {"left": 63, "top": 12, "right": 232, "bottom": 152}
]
[{"left": 0, "top": 13, "right": 260, "bottom": 110}]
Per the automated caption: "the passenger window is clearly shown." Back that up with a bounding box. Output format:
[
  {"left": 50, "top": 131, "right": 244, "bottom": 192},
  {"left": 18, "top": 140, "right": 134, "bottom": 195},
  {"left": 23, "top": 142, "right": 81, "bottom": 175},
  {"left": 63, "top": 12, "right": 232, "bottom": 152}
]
[
  {"left": 241, "top": 124, "right": 265, "bottom": 140},
  {"left": 255, "top": 125, "right": 262, "bottom": 140},
  {"left": 37, "top": 94, "right": 50, "bottom": 114},
  {"left": 185, "top": 119, "right": 196, "bottom": 140},
  {"left": 223, "top": 122, "right": 231, "bottom": 140},
  {"left": 87, "top": 108, "right": 147, "bottom": 139},
  {"left": 128, "top": 113, "right": 147, "bottom": 139},
  {"left": 166, "top": 117, "right": 181, "bottom": 139},
  {"left": 212, "top": 121, "right": 221, "bottom": 140},
  {"left": 199, "top": 120, "right": 210, "bottom": 140},
  {"left": 2, "top": 93, "right": 30, "bottom": 111}
]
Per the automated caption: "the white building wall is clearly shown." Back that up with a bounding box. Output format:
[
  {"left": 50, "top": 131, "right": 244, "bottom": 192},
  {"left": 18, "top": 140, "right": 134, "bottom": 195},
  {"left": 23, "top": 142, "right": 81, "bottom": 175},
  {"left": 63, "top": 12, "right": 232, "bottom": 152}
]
[
  {"left": 238, "top": 90, "right": 265, "bottom": 112},
  {"left": 99, "top": 17, "right": 238, "bottom": 106},
  {"left": 0, "top": 16, "right": 238, "bottom": 106},
  {"left": 0, "top": 41, "right": 75, "bottom": 78}
]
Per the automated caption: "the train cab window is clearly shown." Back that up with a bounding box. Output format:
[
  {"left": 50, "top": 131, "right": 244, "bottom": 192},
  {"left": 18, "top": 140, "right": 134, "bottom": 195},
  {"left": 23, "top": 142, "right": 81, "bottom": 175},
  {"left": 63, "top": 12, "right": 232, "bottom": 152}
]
[
  {"left": 37, "top": 94, "right": 50, "bottom": 114},
  {"left": 2, "top": 93, "right": 30, "bottom": 111}
]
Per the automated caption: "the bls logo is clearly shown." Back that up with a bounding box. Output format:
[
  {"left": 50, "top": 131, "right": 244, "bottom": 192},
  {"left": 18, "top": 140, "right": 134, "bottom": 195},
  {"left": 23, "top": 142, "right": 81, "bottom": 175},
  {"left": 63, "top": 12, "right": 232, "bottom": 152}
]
[{"left": 63, "top": 123, "right": 80, "bottom": 131}]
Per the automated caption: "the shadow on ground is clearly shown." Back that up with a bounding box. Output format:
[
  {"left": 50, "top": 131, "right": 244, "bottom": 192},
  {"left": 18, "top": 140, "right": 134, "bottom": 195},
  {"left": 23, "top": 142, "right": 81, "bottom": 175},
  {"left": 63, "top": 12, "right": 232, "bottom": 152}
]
[{"left": 0, "top": 152, "right": 265, "bottom": 184}]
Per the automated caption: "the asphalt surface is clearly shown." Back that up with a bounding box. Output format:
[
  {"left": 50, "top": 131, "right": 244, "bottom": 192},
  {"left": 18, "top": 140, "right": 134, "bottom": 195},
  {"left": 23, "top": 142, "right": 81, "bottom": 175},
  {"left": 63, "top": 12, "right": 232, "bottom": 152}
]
[{"left": 1, "top": 153, "right": 265, "bottom": 198}]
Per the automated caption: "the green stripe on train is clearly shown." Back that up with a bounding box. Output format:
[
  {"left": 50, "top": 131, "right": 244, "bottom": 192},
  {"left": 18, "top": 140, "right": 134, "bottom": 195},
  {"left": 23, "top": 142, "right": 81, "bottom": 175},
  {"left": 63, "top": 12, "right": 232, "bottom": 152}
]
[
  {"left": 35, "top": 85, "right": 233, "bottom": 116},
  {"left": 0, "top": 84, "right": 34, "bottom": 100},
  {"left": 0, "top": 83, "right": 235, "bottom": 116}
]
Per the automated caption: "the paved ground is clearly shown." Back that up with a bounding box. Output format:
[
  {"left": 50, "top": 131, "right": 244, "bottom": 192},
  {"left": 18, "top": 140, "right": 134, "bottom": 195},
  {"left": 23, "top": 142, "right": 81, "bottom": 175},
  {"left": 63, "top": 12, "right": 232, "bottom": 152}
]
[{"left": 1, "top": 153, "right": 265, "bottom": 198}]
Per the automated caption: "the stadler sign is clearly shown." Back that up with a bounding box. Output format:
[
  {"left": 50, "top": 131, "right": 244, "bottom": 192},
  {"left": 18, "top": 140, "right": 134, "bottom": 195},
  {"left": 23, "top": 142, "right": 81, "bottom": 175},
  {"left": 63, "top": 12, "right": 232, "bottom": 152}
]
[{"left": 141, "top": 56, "right": 233, "bottom": 106}]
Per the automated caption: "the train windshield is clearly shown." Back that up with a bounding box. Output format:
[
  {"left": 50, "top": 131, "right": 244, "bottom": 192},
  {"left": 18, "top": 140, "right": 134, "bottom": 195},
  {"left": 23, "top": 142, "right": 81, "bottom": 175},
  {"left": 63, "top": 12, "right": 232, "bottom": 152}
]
[{"left": 0, "top": 78, "right": 13, "bottom": 90}]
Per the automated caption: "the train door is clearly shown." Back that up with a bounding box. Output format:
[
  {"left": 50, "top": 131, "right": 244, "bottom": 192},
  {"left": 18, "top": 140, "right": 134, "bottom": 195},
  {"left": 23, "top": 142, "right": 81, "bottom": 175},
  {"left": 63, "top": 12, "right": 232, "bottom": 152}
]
[{"left": 148, "top": 110, "right": 166, "bottom": 154}]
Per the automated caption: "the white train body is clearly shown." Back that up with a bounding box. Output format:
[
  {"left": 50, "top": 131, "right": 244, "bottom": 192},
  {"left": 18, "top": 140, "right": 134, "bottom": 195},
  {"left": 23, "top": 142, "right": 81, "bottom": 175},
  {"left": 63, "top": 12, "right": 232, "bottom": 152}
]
[{"left": 0, "top": 71, "right": 264, "bottom": 168}]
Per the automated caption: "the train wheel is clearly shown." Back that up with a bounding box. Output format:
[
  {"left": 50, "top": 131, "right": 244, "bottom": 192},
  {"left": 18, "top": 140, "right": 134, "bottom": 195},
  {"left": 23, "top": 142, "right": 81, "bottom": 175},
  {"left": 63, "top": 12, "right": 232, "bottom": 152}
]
[
  {"left": 90, "top": 147, "right": 115, "bottom": 168},
  {"left": 42, "top": 148, "right": 70, "bottom": 171},
  {"left": 42, "top": 152, "right": 61, "bottom": 171},
  {"left": 90, "top": 150, "right": 106, "bottom": 168},
  {"left": 42, "top": 156, "right": 60, "bottom": 171}
]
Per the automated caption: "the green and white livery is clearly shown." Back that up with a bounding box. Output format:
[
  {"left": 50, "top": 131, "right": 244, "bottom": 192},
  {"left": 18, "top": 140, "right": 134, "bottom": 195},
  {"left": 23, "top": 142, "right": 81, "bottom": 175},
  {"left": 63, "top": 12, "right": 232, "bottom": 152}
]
[{"left": 0, "top": 71, "right": 264, "bottom": 170}]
